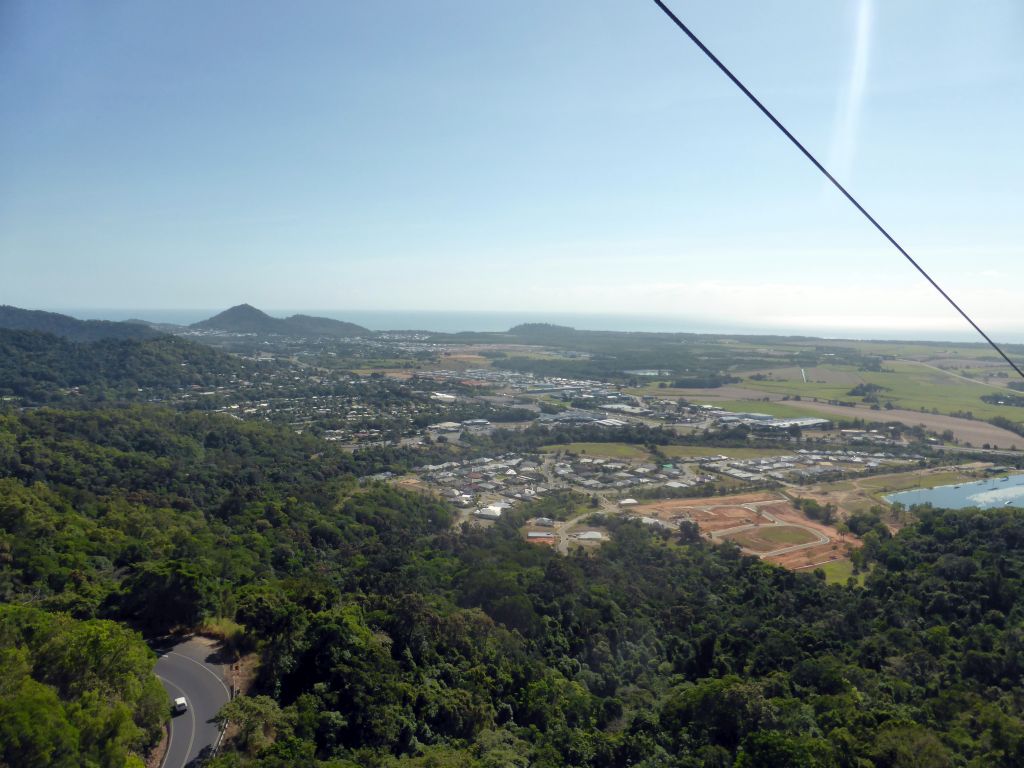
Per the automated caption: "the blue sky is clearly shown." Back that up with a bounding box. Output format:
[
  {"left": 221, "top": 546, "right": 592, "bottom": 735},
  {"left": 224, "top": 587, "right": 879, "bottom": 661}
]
[{"left": 2, "top": 1, "right": 1023, "bottom": 336}]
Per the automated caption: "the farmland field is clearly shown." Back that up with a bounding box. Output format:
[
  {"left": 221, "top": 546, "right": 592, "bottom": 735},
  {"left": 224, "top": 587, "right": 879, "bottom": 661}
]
[
  {"left": 710, "top": 400, "right": 831, "bottom": 419},
  {"left": 738, "top": 360, "right": 1024, "bottom": 423}
]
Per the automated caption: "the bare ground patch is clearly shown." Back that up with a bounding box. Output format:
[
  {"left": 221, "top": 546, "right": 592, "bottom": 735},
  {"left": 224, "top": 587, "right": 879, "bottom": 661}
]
[
  {"left": 635, "top": 492, "right": 781, "bottom": 512},
  {"left": 631, "top": 493, "right": 863, "bottom": 571},
  {"left": 769, "top": 543, "right": 850, "bottom": 570}
]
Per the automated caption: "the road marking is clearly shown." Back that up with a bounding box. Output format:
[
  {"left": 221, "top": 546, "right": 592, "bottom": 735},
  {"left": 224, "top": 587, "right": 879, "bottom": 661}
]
[
  {"left": 155, "top": 675, "right": 195, "bottom": 768},
  {"left": 168, "top": 650, "right": 232, "bottom": 699}
]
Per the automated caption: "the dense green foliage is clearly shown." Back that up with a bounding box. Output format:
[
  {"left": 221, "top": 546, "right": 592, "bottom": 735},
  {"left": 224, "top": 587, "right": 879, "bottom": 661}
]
[
  {"left": 0, "top": 328, "right": 243, "bottom": 403},
  {"left": 216, "top": 505, "right": 1024, "bottom": 767},
  {"left": 7, "top": 387, "right": 1024, "bottom": 765},
  {"left": 0, "top": 604, "right": 164, "bottom": 768},
  {"left": 0, "top": 406, "right": 454, "bottom": 622}
]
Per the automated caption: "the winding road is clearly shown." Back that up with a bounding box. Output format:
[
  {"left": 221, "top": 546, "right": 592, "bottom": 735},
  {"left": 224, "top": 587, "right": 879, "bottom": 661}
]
[{"left": 154, "top": 637, "right": 231, "bottom": 768}]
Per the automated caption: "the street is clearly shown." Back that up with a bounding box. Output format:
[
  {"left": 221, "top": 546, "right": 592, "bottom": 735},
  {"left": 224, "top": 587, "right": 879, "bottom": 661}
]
[{"left": 154, "top": 637, "right": 231, "bottom": 768}]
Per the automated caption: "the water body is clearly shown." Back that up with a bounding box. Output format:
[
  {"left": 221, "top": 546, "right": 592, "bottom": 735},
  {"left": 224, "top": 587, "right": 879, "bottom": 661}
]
[{"left": 886, "top": 474, "right": 1024, "bottom": 510}]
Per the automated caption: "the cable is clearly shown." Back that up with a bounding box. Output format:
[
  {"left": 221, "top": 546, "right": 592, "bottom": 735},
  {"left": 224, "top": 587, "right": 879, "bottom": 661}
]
[{"left": 650, "top": 0, "right": 1024, "bottom": 382}]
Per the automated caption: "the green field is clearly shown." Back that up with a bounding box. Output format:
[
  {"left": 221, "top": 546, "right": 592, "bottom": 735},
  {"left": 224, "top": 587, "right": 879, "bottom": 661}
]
[
  {"left": 726, "top": 525, "right": 818, "bottom": 552},
  {"left": 813, "top": 469, "right": 977, "bottom": 496},
  {"left": 857, "top": 469, "right": 975, "bottom": 494},
  {"left": 739, "top": 361, "right": 1024, "bottom": 423},
  {"left": 817, "top": 559, "right": 859, "bottom": 585},
  {"left": 542, "top": 442, "right": 652, "bottom": 460}
]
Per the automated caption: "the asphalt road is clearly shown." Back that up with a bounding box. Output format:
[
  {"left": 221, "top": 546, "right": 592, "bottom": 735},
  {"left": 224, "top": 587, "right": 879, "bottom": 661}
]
[{"left": 154, "top": 637, "right": 231, "bottom": 768}]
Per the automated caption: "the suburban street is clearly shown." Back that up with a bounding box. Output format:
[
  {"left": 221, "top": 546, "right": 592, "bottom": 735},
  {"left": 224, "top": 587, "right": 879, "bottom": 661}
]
[{"left": 154, "top": 637, "right": 231, "bottom": 768}]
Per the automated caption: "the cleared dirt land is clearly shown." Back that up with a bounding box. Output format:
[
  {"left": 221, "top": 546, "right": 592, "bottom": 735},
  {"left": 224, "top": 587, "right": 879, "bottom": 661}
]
[
  {"left": 633, "top": 492, "right": 778, "bottom": 527},
  {"left": 632, "top": 492, "right": 857, "bottom": 572}
]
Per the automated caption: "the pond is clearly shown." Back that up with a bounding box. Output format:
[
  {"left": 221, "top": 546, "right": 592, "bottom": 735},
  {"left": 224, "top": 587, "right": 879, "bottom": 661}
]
[{"left": 885, "top": 473, "right": 1024, "bottom": 510}]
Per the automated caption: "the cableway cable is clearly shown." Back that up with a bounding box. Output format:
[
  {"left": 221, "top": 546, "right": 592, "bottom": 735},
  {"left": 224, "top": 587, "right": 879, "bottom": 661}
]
[{"left": 649, "top": 0, "right": 1024, "bottom": 382}]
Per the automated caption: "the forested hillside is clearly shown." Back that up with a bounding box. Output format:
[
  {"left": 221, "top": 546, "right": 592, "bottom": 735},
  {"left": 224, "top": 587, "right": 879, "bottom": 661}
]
[
  {"left": 4, "top": 404, "right": 1024, "bottom": 766},
  {"left": 0, "top": 305, "right": 160, "bottom": 342},
  {"left": 0, "top": 329, "right": 243, "bottom": 403}
]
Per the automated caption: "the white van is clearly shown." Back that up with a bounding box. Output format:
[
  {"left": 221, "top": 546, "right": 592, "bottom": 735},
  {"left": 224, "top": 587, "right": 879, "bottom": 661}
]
[{"left": 173, "top": 697, "right": 188, "bottom": 715}]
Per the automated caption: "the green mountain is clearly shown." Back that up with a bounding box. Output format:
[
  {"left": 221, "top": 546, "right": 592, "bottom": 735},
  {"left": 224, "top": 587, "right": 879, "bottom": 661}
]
[
  {"left": 0, "top": 328, "right": 243, "bottom": 403},
  {"left": 0, "top": 305, "right": 161, "bottom": 342},
  {"left": 191, "top": 303, "right": 368, "bottom": 337}
]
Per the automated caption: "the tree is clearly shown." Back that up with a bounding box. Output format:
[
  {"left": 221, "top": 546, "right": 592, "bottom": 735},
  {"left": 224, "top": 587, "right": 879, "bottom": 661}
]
[
  {"left": 215, "top": 695, "right": 290, "bottom": 756},
  {"left": 120, "top": 559, "right": 215, "bottom": 631}
]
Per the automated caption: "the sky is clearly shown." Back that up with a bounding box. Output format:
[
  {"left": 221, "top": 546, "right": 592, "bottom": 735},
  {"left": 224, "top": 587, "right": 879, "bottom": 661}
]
[{"left": 2, "top": 1, "right": 1023, "bottom": 338}]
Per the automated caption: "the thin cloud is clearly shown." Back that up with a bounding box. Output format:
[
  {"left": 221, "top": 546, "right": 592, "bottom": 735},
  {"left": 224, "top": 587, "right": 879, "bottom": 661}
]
[{"left": 829, "top": 0, "right": 874, "bottom": 182}]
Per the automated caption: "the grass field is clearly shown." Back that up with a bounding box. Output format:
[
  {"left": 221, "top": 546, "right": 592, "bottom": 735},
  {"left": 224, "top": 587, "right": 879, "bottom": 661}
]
[
  {"left": 737, "top": 366, "right": 863, "bottom": 401},
  {"left": 817, "top": 559, "right": 857, "bottom": 585},
  {"left": 542, "top": 442, "right": 652, "bottom": 460},
  {"left": 738, "top": 361, "right": 1024, "bottom": 423},
  {"left": 856, "top": 470, "right": 973, "bottom": 494},
  {"left": 727, "top": 525, "right": 819, "bottom": 552}
]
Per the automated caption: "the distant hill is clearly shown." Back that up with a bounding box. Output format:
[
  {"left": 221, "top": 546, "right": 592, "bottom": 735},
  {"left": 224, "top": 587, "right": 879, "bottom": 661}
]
[
  {"left": 508, "top": 322, "right": 578, "bottom": 340},
  {"left": 282, "top": 313, "right": 368, "bottom": 337},
  {"left": 191, "top": 304, "right": 369, "bottom": 337},
  {"left": 0, "top": 305, "right": 162, "bottom": 342},
  {"left": 0, "top": 328, "right": 244, "bottom": 404},
  {"left": 124, "top": 318, "right": 185, "bottom": 334},
  {"left": 508, "top": 323, "right": 576, "bottom": 334},
  {"left": 191, "top": 304, "right": 284, "bottom": 334}
]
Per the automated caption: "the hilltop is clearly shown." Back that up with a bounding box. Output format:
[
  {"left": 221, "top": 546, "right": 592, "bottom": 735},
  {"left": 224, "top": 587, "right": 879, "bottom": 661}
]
[
  {"left": 0, "top": 305, "right": 162, "bottom": 342},
  {"left": 191, "top": 303, "right": 369, "bottom": 337}
]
